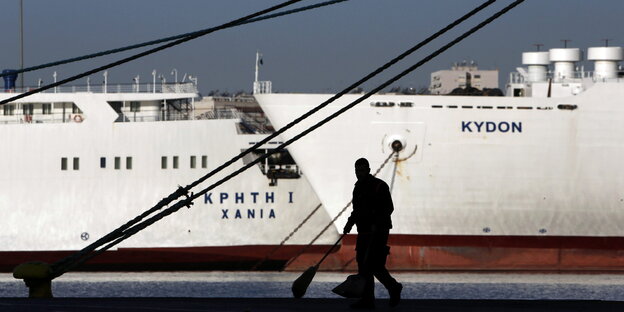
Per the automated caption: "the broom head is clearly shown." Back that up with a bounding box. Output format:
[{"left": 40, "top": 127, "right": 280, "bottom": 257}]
[{"left": 291, "top": 265, "right": 317, "bottom": 298}]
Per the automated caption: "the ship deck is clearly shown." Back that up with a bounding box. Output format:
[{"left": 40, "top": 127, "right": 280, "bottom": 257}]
[{"left": 1, "top": 298, "right": 622, "bottom": 311}]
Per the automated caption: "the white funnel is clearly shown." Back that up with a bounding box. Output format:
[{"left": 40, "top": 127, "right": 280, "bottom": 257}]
[
  {"left": 549, "top": 48, "right": 581, "bottom": 80},
  {"left": 588, "top": 47, "right": 623, "bottom": 79},
  {"left": 522, "top": 51, "right": 549, "bottom": 82}
]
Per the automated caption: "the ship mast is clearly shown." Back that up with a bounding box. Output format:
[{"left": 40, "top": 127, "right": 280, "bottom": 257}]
[
  {"left": 255, "top": 51, "right": 259, "bottom": 84},
  {"left": 19, "top": 0, "right": 24, "bottom": 90},
  {"left": 253, "top": 51, "right": 261, "bottom": 94}
]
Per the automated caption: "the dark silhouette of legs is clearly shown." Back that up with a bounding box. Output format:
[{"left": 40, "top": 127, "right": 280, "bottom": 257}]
[{"left": 352, "top": 230, "right": 401, "bottom": 308}]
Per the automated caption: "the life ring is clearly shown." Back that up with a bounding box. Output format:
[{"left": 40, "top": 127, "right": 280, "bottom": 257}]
[{"left": 73, "top": 115, "right": 84, "bottom": 123}]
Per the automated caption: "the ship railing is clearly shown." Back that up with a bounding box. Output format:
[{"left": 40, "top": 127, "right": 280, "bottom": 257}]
[
  {"left": 0, "top": 108, "right": 250, "bottom": 125},
  {"left": 209, "top": 95, "right": 256, "bottom": 103},
  {"left": 0, "top": 112, "right": 199, "bottom": 125},
  {"left": 508, "top": 70, "right": 622, "bottom": 84},
  {"left": 0, "top": 112, "right": 86, "bottom": 125},
  {"left": 253, "top": 81, "right": 272, "bottom": 94},
  {"left": 194, "top": 108, "right": 242, "bottom": 120},
  {"left": 4, "top": 82, "right": 198, "bottom": 94},
  {"left": 115, "top": 111, "right": 195, "bottom": 122}
]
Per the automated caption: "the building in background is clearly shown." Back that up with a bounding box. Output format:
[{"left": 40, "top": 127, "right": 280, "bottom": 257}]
[{"left": 429, "top": 61, "right": 498, "bottom": 94}]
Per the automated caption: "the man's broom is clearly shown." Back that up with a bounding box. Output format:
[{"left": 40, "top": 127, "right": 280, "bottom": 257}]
[{"left": 291, "top": 234, "right": 346, "bottom": 298}]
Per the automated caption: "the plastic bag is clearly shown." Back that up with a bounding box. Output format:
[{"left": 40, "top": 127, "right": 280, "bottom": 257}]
[{"left": 331, "top": 274, "right": 366, "bottom": 298}]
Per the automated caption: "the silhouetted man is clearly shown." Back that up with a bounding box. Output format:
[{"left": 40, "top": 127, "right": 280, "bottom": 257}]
[{"left": 343, "top": 158, "right": 402, "bottom": 309}]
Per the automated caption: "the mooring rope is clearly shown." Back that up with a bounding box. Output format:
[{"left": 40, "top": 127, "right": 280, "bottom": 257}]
[
  {"left": 281, "top": 150, "right": 396, "bottom": 269},
  {"left": 48, "top": 0, "right": 310, "bottom": 275},
  {"left": 389, "top": 152, "right": 399, "bottom": 195},
  {"left": 49, "top": 0, "right": 525, "bottom": 277},
  {"left": 250, "top": 203, "right": 323, "bottom": 270},
  {"left": 50, "top": 0, "right": 502, "bottom": 276},
  {"left": 0, "top": 0, "right": 308, "bottom": 105},
  {"left": 0, "top": 0, "right": 349, "bottom": 79}
]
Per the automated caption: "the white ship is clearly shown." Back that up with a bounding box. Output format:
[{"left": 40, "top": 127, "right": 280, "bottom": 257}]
[
  {"left": 255, "top": 46, "right": 624, "bottom": 270},
  {"left": 0, "top": 78, "right": 338, "bottom": 271}
]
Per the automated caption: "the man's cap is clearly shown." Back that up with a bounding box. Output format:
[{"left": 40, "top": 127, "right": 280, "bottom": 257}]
[{"left": 355, "top": 158, "right": 369, "bottom": 169}]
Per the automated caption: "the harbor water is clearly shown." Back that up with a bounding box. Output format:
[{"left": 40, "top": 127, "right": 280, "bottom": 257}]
[{"left": 2, "top": 271, "right": 624, "bottom": 300}]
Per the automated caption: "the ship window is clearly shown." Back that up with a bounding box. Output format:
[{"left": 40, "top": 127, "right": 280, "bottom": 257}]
[
  {"left": 3, "top": 105, "right": 14, "bottom": 116},
  {"left": 42, "top": 103, "right": 52, "bottom": 115},
  {"left": 23, "top": 104, "right": 34, "bottom": 115},
  {"left": 474, "top": 75, "right": 481, "bottom": 78},
  {"left": 130, "top": 101, "right": 140, "bottom": 112},
  {"left": 126, "top": 157, "right": 132, "bottom": 170},
  {"left": 190, "top": 156, "right": 196, "bottom": 169},
  {"left": 61, "top": 158, "right": 68, "bottom": 170},
  {"left": 72, "top": 104, "right": 82, "bottom": 114},
  {"left": 202, "top": 155, "right": 207, "bottom": 168},
  {"left": 173, "top": 156, "right": 179, "bottom": 169},
  {"left": 100, "top": 157, "right": 106, "bottom": 168},
  {"left": 161, "top": 156, "right": 167, "bottom": 169},
  {"left": 73, "top": 157, "right": 79, "bottom": 170},
  {"left": 114, "top": 157, "right": 121, "bottom": 170}
]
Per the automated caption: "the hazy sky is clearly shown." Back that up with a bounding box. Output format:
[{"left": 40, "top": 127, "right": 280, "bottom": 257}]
[{"left": 0, "top": 0, "right": 621, "bottom": 94}]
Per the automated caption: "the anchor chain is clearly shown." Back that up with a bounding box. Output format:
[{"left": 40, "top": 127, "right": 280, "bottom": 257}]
[
  {"left": 389, "top": 151, "right": 400, "bottom": 194},
  {"left": 282, "top": 150, "right": 396, "bottom": 269},
  {"left": 251, "top": 203, "right": 323, "bottom": 270}
]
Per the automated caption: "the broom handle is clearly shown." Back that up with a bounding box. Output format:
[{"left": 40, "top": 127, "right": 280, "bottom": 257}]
[{"left": 315, "top": 233, "right": 346, "bottom": 267}]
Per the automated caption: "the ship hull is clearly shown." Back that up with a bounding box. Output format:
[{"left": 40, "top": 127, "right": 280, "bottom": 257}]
[
  {"left": 0, "top": 244, "right": 332, "bottom": 272},
  {"left": 5, "top": 233, "right": 624, "bottom": 272},
  {"left": 0, "top": 92, "right": 340, "bottom": 271},
  {"left": 286, "top": 234, "right": 624, "bottom": 272},
  {"left": 255, "top": 81, "right": 624, "bottom": 270}
]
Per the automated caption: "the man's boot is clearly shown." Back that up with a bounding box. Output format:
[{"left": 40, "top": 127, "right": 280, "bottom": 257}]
[{"left": 389, "top": 283, "right": 402, "bottom": 307}]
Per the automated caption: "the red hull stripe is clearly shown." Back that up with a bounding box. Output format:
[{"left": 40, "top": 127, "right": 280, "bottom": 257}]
[
  {"left": 381, "top": 234, "right": 624, "bottom": 250},
  {"left": 4, "top": 235, "right": 624, "bottom": 272}
]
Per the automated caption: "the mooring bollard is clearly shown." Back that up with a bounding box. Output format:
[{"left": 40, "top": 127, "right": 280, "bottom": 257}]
[{"left": 13, "top": 261, "right": 53, "bottom": 298}]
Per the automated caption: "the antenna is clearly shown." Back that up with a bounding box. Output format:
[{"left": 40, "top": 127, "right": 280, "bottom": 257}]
[
  {"left": 255, "top": 51, "right": 261, "bottom": 83},
  {"left": 561, "top": 39, "right": 571, "bottom": 48},
  {"left": 532, "top": 43, "right": 543, "bottom": 51},
  {"left": 103, "top": 71, "right": 108, "bottom": 93},
  {"left": 19, "top": 0, "right": 24, "bottom": 90},
  {"left": 53, "top": 71, "right": 57, "bottom": 93},
  {"left": 602, "top": 39, "right": 612, "bottom": 47},
  {"left": 170, "top": 68, "right": 178, "bottom": 83},
  {"left": 253, "top": 51, "right": 262, "bottom": 94}
]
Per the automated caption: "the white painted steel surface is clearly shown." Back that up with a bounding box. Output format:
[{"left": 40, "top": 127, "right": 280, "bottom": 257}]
[
  {"left": 255, "top": 47, "right": 624, "bottom": 239},
  {"left": 0, "top": 91, "right": 338, "bottom": 251}
]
